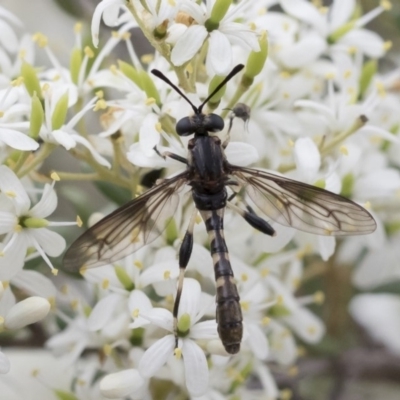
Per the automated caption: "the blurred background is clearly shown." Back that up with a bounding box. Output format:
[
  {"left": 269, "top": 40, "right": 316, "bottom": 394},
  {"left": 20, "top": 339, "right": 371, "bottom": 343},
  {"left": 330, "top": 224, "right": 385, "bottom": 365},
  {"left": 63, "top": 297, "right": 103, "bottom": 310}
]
[{"left": 1, "top": 1, "right": 400, "bottom": 399}]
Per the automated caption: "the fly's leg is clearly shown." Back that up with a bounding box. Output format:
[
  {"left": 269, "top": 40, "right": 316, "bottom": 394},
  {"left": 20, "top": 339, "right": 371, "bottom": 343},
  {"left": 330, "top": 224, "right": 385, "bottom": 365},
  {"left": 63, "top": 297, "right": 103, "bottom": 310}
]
[
  {"left": 227, "top": 200, "right": 276, "bottom": 236},
  {"left": 223, "top": 103, "right": 251, "bottom": 149},
  {"left": 153, "top": 145, "right": 188, "bottom": 164},
  {"left": 173, "top": 209, "right": 197, "bottom": 348}
]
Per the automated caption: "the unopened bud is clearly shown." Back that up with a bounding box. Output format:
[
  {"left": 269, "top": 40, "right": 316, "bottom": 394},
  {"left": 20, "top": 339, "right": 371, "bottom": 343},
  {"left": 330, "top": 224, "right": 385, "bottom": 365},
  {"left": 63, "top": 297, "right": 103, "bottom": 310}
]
[{"left": 100, "top": 369, "right": 144, "bottom": 399}]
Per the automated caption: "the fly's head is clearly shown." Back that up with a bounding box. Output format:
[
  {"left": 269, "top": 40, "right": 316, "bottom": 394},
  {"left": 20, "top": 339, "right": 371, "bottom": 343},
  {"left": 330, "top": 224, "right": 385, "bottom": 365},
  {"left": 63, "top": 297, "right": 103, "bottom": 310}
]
[{"left": 176, "top": 112, "right": 224, "bottom": 137}]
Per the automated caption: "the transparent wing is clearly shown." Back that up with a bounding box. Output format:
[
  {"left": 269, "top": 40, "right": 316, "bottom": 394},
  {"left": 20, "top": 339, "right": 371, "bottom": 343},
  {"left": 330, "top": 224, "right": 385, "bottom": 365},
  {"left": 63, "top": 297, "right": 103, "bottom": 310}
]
[
  {"left": 231, "top": 166, "right": 376, "bottom": 236},
  {"left": 63, "top": 172, "right": 188, "bottom": 272}
]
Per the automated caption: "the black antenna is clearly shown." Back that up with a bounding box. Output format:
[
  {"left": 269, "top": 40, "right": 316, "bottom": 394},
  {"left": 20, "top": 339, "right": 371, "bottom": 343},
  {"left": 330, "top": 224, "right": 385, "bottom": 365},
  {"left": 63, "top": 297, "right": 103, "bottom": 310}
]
[
  {"left": 151, "top": 69, "right": 198, "bottom": 114},
  {"left": 151, "top": 64, "right": 244, "bottom": 115},
  {"left": 198, "top": 64, "right": 244, "bottom": 113}
]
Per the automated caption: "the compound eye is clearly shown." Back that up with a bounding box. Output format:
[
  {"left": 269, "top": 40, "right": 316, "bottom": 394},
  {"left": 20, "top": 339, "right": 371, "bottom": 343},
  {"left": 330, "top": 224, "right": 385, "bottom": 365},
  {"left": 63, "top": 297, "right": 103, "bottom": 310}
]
[
  {"left": 205, "top": 114, "right": 224, "bottom": 132},
  {"left": 176, "top": 117, "right": 194, "bottom": 136}
]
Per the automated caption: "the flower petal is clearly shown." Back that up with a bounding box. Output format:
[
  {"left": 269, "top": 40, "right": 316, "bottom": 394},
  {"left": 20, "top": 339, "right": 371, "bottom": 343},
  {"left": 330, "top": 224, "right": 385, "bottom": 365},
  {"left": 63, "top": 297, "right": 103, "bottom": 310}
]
[
  {"left": 29, "top": 184, "right": 57, "bottom": 218},
  {"left": 0, "top": 351, "right": 10, "bottom": 374},
  {"left": 29, "top": 228, "right": 66, "bottom": 257},
  {"left": 138, "top": 334, "right": 175, "bottom": 378},
  {"left": 294, "top": 137, "right": 321, "bottom": 182},
  {"left": 225, "top": 142, "right": 259, "bottom": 166},
  {"left": 88, "top": 293, "right": 124, "bottom": 331},
  {"left": 100, "top": 369, "right": 145, "bottom": 399},
  {"left": 0, "top": 128, "right": 39, "bottom": 151},
  {"left": 207, "top": 30, "right": 232, "bottom": 75},
  {"left": 171, "top": 25, "right": 207, "bottom": 66},
  {"left": 182, "top": 339, "right": 209, "bottom": 397}
]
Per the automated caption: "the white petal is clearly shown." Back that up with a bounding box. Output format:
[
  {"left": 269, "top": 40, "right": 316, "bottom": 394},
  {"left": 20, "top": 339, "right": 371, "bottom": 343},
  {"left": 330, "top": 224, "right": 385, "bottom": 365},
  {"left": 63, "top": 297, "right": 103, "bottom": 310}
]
[
  {"left": 182, "top": 340, "right": 208, "bottom": 397},
  {"left": 138, "top": 335, "right": 175, "bottom": 378},
  {"left": 91, "top": 0, "right": 122, "bottom": 47},
  {"left": 71, "top": 134, "right": 111, "bottom": 168},
  {"left": 146, "top": 308, "right": 174, "bottom": 332},
  {"left": 340, "top": 29, "right": 385, "bottom": 58},
  {"left": 0, "top": 20, "right": 19, "bottom": 53},
  {"left": 0, "top": 165, "right": 31, "bottom": 214},
  {"left": 128, "top": 290, "right": 153, "bottom": 326},
  {"left": 100, "top": 369, "right": 145, "bottom": 399},
  {"left": 280, "top": 0, "right": 327, "bottom": 34},
  {"left": 222, "top": 22, "right": 260, "bottom": 51},
  {"left": 5, "top": 296, "right": 50, "bottom": 330},
  {"left": 88, "top": 293, "right": 124, "bottom": 331},
  {"left": 179, "top": 278, "right": 201, "bottom": 320},
  {"left": 207, "top": 31, "right": 232, "bottom": 75},
  {"left": 0, "top": 211, "right": 15, "bottom": 234},
  {"left": 139, "top": 113, "right": 161, "bottom": 157},
  {"left": 0, "top": 234, "right": 27, "bottom": 280},
  {"left": 12, "top": 269, "right": 57, "bottom": 298},
  {"left": 171, "top": 25, "right": 207, "bottom": 66},
  {"left": 246, "top": 323, "right": 269, "bottom": 360},
  {"left": 225, "top": 142, "right": 259, "bottom": 166},
  {"left": 48, "top": 129, "right": 76, "bottom": 149},
  {"left": 350, "top": 294, "right": 400, "bottom": 355},
  {"left": 180, "top": 1, "right": 206, "bottom": 24},
  {"left": 354, "top": 169, "right": 400, "bottom": 199},
  {"left": 29, "top": 228, "right": 66, "bottom": 257},
  {"left": 0, "top": 351, "right": 10, "bottom": 374},
  {"left": 317, "top": 235, "right": 336, "bottom": 261},
  {"left": 0, "top": 128, "right": 39, "bottom": 151},
  {"left": 139, "top": 260, "right": 178, "bottom": 288},
  {"left": 329, "top": 0, "right": 355, "bottom": 32},
  {"left": 30, "top": 184, "right": 57, "bottom": 217},
  {"left": 278, "top": 35, "right": 327, "bottom": 68},
  {"left": 190, "top": 320, "right": 218, "bottom": 340},
  {"left": 294, "top": 137, "right": 320, "bottom": 182}
]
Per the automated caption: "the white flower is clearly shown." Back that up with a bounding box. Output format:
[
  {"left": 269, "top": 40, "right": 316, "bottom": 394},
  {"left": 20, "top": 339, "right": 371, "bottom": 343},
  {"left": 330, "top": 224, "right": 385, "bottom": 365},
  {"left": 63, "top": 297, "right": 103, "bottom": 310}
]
[
  {"left": 170, "top": 0, "right": 260, "bottom": 74},
  {"left": 100, "top": 369, "right": 146, "bottom": 399},
  {"left": 0, "top": 166, "right": 73, "bottom": 279},
  {"left": 0, "top": 350, "right": 10, "bottom": 374},
  {"left": 350, "top": 293, "right": 400, "bottom": 356},
  {"left": 138, "top": 278, "right": 218, "bottom": 397}
]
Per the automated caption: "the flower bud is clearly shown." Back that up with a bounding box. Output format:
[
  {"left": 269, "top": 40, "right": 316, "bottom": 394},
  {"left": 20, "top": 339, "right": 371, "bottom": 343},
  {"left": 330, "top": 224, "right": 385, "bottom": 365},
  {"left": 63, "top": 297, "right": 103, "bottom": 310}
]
[
  {"left": 70, "top": 47, "right": 83, "bottom": 85},
  {"left": 51, "top": 91, "right": 69, "bottom": 130},
  {"left": 205, "top": 0, "right": 233, "bottom": 31},
  {"left": 114, "top": 266, "right": 134, "bottom": 291},
  {"left": 21, "top": 62, "right": 42, "bottom": 99},
  {"left": 5, "top": 296, "right": 50, "bottom": 330},
  {"left": 22, "top": 217, "right": 49, "bottom": 229},
  {"left": 244, "top": 31, "right": 268, "bottom": 86},
  {"left": 207, "top": 74, "right": 227, "bottom": 111},
  {"left": 29, "top": 93, "right": 44, "bottom": 139},
  {"left": 359, "top": 59, "right": 377, "bottom": 98},
  {"left": 100, "top": 369, "right": 144, "bottom": 399},
  {"left": 177, "top": 313, "right": 191, "bottom": 334}
]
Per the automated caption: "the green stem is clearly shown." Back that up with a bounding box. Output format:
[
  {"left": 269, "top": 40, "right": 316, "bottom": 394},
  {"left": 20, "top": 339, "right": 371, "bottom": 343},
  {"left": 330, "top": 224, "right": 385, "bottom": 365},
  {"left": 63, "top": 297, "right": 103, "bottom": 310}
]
[
  {"left": 12, "top": 151, "right": 31, "bottom": 174},
  {"left": 17, "top": 143, "right": 56, "bottom": 178},
  {"left": 52, "top": 172, "right": 99, "bottom": 181}
]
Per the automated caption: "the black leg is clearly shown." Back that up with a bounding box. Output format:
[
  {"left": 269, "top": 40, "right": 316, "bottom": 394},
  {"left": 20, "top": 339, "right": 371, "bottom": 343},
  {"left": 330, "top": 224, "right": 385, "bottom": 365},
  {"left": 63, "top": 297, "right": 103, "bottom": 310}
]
[{"left": 153, "top": 145, "right": 188, "bottom": 164}]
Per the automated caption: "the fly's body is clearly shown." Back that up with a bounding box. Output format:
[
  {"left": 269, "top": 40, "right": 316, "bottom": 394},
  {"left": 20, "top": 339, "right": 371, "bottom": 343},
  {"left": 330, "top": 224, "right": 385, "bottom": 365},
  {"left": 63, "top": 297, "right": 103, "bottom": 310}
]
[{"left": 63, "top": 64, "right": 377, "bottom": 355}]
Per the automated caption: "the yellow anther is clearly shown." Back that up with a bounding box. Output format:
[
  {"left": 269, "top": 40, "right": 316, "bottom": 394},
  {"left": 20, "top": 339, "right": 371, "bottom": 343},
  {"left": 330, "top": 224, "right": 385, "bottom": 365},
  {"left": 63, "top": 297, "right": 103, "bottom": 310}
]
[
  {"left": 287, "top": 138, "right": 294, "bottom": 147},
  {"left": 74, "top": 22, "right": 83, "bottom": 33},
  {"left": 76, "top": 379, "right": 86, "bottom": 386},
  {"left": 280, "top": 388, "right": 293, "bottom": 400},
  {"left": 103, "top": 344, "right": 112, "bottom": 356},
  {"left": 276, "top": 295, "right": 284, "bottom": 305},
  {"left": 79, "top": 265, "right": 88, "bottom": 275},
  {"left": 134, "top": 260, "right": 143, "bottom": 269},
  {"left": 121, "top": 32, "right": 131, "bottom": 40},
  {"left": 5, "top": 190, "right": 16, "bottom": 198},
  {"left": 19, "top": 49, "right": 27, "bottom": 60},
  {"left": 111, "top": 31, "right": 119, "bottom": 38},
  {"left": 11, "top": 77, "right": 24, "bottom": 87},
  {"left": 288, "top": 366, "right": 299, "bottom": 376},
  {"left": 380, "top": 0, "right": 392, "bottom": 11},
  {"left": 241, "top": 273, "right": 248, "bottom": 282},
  {"left": 319, "top": 6, "right": 328, "bottom": 14},
  {"left": 383, "top": 40, "right": 392, "bottom": 51},
  {"left": 163, "top": 270, "right": 171, "bottom": 280},
  {"left": 95, "top": 90, "right": 104, "bottom": 99},
  {"left": 52, "top": 74, "right": 61, "bottom": 82},
  {"left": 14, "top": 224, "right": 22, "bottom": 233},
  {"left": 325, "top": 72, "right": 335, "bottom": 80},
  {"left": 195, "top": 214, "right": 202, "bottom": 224},
  {"left": 168, "top": 0, "right": 176, "bottom": 5},
  {"left": 131, "top": 228, "right": 140, "bottom": 243},
  {"left": 145, "top": 97, "right": 156, "bottom": 106},
  {"left": 257, "top": 7, "right": 267, "bottom": 16},
  {"left": 174, "top": 348, "right": 182, "bottom": 359},
  {"left": 0, "top": 316, "right": 4, "bottom": 324},
  {"left": 76, "top": 215, "right": 83, "bottom": 227},
  {"left": 261, "top": 316, "right": 271, "bottom": 326},
  {"left": 311, "top": 0, "right": 322, "bottom": 6},
  {"left": 32, "top": 32, "right": 48, "bottom": 47},
  {"left": 343, "top": 70, "right": 352, "bottom": 79},
  {"left": 364, "top": 201, "right": 372, "bottom": 210},
  {"left": 297, "top": 346, "right": 306, "bottom": 357},
  {"left": 307, "top": 325, "right": 317, "bottom": 335},
  {"left": 102, "top": 279, "right": 110, "bottom": 290},
  {"left": 52, "top": 268, "right": 59, "bottom": 276},
  {"left": 249, "top": 22, "right": 256, "bottom": 31},
  {"left": 93, "top": 99, "right": 107, "bottom": 111},
  {"left": 155, "top": 122, "right": 162, "bottom": 133},
  {"left": 48, "top": 296, "right": 56, "bottom": 309},
  {"left": 347, "top": 46, "right": 357, "bottom": 55},
  {"left": 0, "top": 111, "right": 4, "bottom": 118},
  {"left": 31, "top": 369, "right": 40, "bottom": 377},
  {"left": 340, "top": 145, "right": 348, "bottom": 155},
  {"left": 261, "top": 268, "right": 270, "bottom": 277},
  {"left": 375, "top": 81, "right": 386, "bottom": 98},
  {"left": 109, "top": 65, "right": 118, "bottom": 75},
  {"left": 60, "top": 284, "right": 68, "bottom": 294},
  {"left": 280, "top": 71, "right": 291, "bottom": 79},
  {"left": 70, "top": 299, "right": 79, "bottom": 310},
  {"left": 51, "top": 171, "right": 60, "bottom": 181},
  {"left": 313, "top": 291, "right": 325, "bottom": 304},
  {"left": 84, "top": 46, "right": 94, "bottom": 58},
  {"left": 282, "top": 92, "right": 290, "bottom": 99},
  {"left": 240, "top": 301, "right": 249, "bottom": 311},
  {"left": 42, "top": 83, "right": 50, "bottom": 92},
  {"left": 141, "top": 54, "right": 154, "bottom": 64},
  {"left": 132, "top": 308, "right": 140, "bottom": 318}
]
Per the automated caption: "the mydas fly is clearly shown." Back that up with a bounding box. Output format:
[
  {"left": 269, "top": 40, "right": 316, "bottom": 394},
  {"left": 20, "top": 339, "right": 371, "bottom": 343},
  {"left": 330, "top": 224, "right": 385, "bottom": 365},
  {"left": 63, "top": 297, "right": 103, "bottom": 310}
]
[{"left": 63, "top": 64, "right": 376, "bottom": 354}]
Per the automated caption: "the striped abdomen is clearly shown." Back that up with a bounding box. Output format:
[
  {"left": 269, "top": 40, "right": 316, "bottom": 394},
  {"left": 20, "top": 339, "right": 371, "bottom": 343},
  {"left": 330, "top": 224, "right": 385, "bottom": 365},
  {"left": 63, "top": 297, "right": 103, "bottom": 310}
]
[{"left": 200, "top": 208, "right": 243, "bottom": 354}]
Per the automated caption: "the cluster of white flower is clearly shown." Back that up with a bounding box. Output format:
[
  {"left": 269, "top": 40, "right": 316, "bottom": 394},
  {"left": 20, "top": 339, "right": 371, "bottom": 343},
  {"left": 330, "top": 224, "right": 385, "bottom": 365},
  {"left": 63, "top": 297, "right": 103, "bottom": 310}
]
[{"left": 1, "top": 0, "right": 400, "bottom": 398}]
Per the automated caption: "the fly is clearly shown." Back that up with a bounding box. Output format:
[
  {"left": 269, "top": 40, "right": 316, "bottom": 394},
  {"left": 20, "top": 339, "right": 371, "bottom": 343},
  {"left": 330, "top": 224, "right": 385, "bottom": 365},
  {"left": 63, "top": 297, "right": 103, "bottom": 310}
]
[{"left": 63, "top": 64, "right": 377, "bottom": 354}]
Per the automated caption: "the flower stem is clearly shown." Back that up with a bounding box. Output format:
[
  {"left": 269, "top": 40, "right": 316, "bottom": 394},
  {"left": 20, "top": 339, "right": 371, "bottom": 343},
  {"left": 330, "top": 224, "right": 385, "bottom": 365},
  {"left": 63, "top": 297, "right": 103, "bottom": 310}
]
[{"left": 17, "top": 143, "right": 56, "bottom": 178}]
